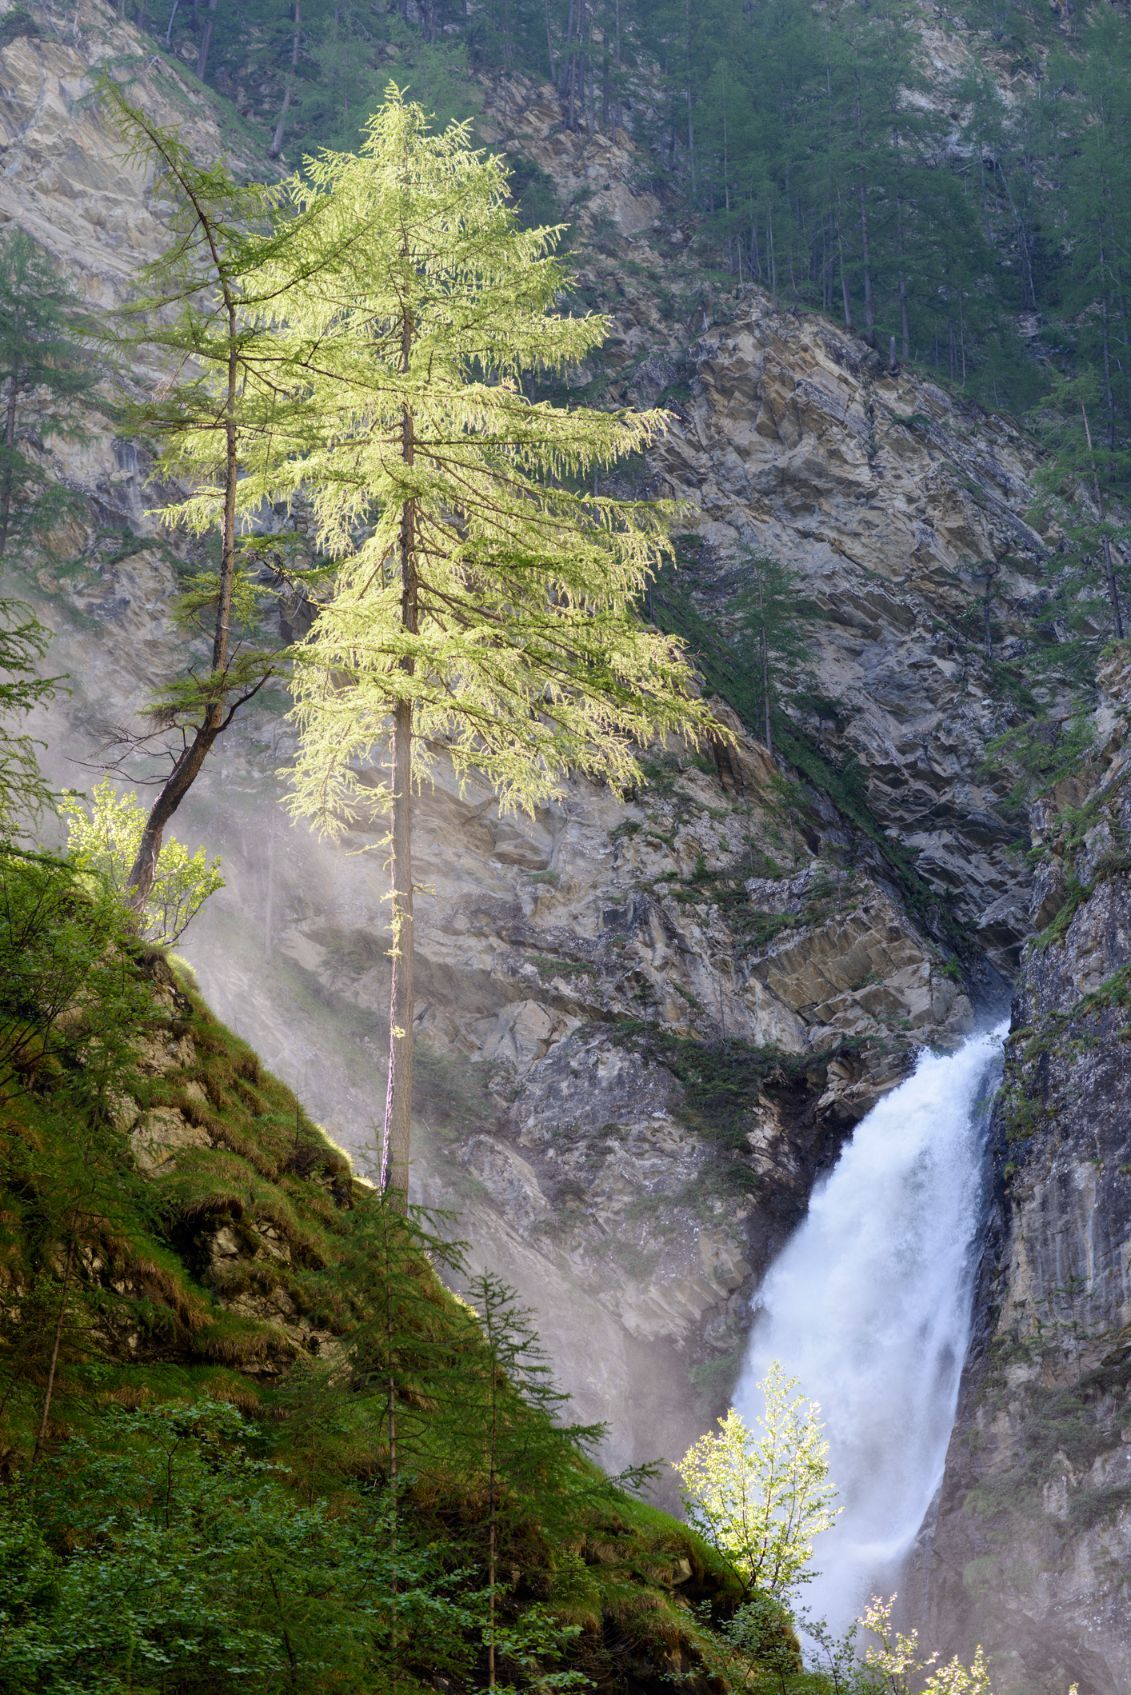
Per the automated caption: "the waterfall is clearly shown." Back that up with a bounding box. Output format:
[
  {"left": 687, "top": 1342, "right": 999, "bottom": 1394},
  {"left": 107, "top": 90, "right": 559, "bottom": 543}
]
[{"left": 735, "top": 1022, "right": 1008, "bottom": 1636}]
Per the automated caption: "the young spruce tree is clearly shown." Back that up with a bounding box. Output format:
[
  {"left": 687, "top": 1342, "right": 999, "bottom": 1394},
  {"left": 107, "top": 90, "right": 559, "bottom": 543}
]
[
  {"left": 236, "top": 90, "right": 722, "bottom": 1202},
  {"left": 732, "top": 550, "right": 819, "bottom": 761},
  {"left": 456, "top": 1271, "right": 605, "bottom": 1693},
  {"left": 1032, "top": 373, "right": 1129, "bottom": 647},
  {"left": 0, "top": 596, "right": 56, "bottom": 838}
]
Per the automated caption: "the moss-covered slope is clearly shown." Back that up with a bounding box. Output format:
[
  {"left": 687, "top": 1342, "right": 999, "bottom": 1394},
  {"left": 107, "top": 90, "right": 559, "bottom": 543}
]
[{"left": 0, "top": 868, "right": 771, "bottom": 1693}]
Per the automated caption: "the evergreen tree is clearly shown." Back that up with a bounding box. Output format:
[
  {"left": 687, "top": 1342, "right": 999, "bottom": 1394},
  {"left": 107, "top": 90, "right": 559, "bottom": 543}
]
[
  {"left": 334, "top": 1191, "right": 470, "bottom": 1690},
  {"left": 1045, "top": 11, "right": 1131, "bottom": 457},
  {"left": 0, "top": 597, "right": 55, "bottom": 839},
  {"left": 104, "top": 89, "right": 314, "bottom": 914},
  {"left": 732, "top": 552, "right": 818, "bottom": 760},
  {"left": 232, "top": 90, "right": 721, "bottom": 1203},
  {"left": 0, "top": 228, "right": 94, "bottom": 562},
  {"left": 127, "top": 0, "right": 1131, "bottom": 414},
  {"left": 1031, "top": 373, "right": 1130, "bottom": 646},
  {"left": 456, "top": 1271, "right": 603, "bottom": 1693}
]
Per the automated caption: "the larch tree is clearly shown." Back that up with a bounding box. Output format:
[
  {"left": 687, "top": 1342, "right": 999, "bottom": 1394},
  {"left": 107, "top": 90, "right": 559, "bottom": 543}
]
[
  {"left": 234, "top": 89, "right": 723, "bottom": 1202},
  {"left": 103, "top": 89, "right": 313, "bottom": 914}
]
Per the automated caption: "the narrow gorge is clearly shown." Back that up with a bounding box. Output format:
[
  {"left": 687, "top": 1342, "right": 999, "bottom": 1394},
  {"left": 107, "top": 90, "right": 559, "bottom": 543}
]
[{"left": 0, "top": 3, "right": 1128, "bottom": 1693}]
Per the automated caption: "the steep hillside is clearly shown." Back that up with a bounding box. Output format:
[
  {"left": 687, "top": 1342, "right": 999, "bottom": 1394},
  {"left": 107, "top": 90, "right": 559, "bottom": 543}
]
[{"left": 0, "top": 862, "right": 759, "bottom": 1693}]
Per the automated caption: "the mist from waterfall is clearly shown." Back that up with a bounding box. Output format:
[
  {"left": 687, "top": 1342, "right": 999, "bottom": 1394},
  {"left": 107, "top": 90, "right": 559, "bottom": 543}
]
[{"left": 735, "top": 1023, "right": 1008, "bottom": 1637}]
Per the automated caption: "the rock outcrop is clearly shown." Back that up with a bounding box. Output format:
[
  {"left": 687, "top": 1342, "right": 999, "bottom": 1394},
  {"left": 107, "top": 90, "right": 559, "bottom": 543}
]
[
  {"left": 662, "top": 304, "right": 1048, "bottom": 971},
  {"left": 927, "top": 649, "right": 1131, "bottom": 1695}
]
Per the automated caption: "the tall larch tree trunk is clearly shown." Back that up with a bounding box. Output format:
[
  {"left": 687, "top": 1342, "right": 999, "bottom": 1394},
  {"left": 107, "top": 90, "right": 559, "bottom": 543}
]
[
  {"left": 895, "top": 189, "right": 911, "bottom": 360},
  {"left": 543, "top": 0, "right": 557, "bottom": 83},
  {"left": 0, "top": 355, "right": 22, "bottom": 561},
  {"left": 857, "top": 179, "right": 875, "bottom": 347},
  {"left": 1080, "top": 400, "right": 1125, "bottom": 640},
  {"left": 381, "top": 299, "right": 418, "bottom": 1207},
  {"left": 269, "top": 1, "right": 302, "bottom": 160}
]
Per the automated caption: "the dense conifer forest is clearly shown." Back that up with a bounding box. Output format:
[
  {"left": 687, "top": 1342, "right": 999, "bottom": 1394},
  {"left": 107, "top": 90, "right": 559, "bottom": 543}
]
[{"left": 129, "top": 1, "right": 1131, "bottom": 404}]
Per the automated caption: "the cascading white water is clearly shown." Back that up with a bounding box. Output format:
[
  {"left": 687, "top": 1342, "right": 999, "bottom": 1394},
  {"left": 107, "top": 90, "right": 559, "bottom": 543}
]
[{"left": 735, "top": 1022, "right": 1008, "bottom": 1636}]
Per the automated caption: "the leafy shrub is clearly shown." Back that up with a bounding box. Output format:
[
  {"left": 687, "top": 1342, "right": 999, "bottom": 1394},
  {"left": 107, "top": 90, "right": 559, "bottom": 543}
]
[{"left": 62, "top": 779, "right": 222, "bottom": 946}]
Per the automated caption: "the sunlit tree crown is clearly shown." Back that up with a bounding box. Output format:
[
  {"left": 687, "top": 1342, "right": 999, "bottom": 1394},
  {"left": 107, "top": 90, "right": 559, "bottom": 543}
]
[{"left": 220, "top": 87, "right": 721, "bottom": 831}]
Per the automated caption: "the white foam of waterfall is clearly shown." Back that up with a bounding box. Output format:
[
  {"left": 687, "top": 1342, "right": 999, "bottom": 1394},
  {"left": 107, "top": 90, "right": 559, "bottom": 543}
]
[{"left": 735, "top": 1022, "right": 1008, "bottom": 1637}]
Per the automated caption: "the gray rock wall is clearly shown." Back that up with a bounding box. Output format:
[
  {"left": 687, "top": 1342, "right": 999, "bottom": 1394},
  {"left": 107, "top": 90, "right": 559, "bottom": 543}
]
[{"left": 928, "top": 651, "right": 1131, "bottom": 1695}]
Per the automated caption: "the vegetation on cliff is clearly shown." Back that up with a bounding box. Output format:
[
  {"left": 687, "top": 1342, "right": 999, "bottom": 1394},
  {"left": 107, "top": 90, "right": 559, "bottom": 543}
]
[
  {"left": 126, "top": 5, "right": 1131, "bottom": 489},
  {"left": 0, "top": 226, "right": 94, "bottom": 566},
  {"left": 0, "top": 840, "right": 1045, "bottom": 1690},
  {"left": 0, "top": 838, "right": 763, "bottom": 1693}
]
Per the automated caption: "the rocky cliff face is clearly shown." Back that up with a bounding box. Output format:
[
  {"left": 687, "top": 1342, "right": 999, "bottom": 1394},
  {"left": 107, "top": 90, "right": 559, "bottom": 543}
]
[
  {"left": 660, "top": 305, "right": 1047, "bottom": 973},
  {"left": 927, "top": 650, "right": 1131, "bottom": 1695},
  {"left": 0, "top": 0, "right": 1106, "bottom": 1504},
  {"left": 6, "top": 7, "right": 1131, "bottom": 1687},
  {"left": 484, "top": 74, "right": 1051, "bottom": 976}
]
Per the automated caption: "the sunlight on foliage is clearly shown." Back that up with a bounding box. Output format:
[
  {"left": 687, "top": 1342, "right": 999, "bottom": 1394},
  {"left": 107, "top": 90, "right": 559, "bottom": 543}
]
[
  {"left": 861, "top": 1597, "right": 992, "bottom": 1695},
  {"left": 62, "top": 778, "right": 223, "bottom": 946},
  {"left": 674, "top": 1361, "right": 840, "bottom": 1602},
  {"left": 158, "top": 88, "right": 724, "bottom": 833}
]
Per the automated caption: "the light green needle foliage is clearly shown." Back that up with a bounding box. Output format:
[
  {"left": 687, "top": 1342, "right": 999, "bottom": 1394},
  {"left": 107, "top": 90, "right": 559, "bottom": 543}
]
[
  {"left": 100, "top": 86, "right": 331, "bottom": 919},
  {"left": 674, "top": 1361, "right": 840, "bottom": 1601},
  {"left": 225, "top": 86, "right": 721, "bottom": 831},
  {"left": 62, "top": 778, "right": 223, "bottom": 947},
  {"left": 132, "top": 84, "right": 727, "bottom": 1198},
  {"left": 106, "top": 89, "right": 279, "bottom": 526}
]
